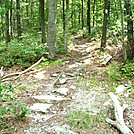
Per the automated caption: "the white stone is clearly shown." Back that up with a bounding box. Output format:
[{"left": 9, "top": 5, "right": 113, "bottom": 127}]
[
  {"left": 115, "top": 85, "right": 126, "bottom": 94},
  {"left": 34, "top": 71, "right": 46, "bottom": 79},
  {"left": 54, "top": 88, "right": 69, "bottom": 95},
  {"left": 30, "top": 103, "right": 52, "bottom": 113},
  {"left": 59, "top": 78, "right": 67, "bottom": 84},
  {"left": 51, "top": 73, "right": 59, "bottom": 77},
  {"left": 46, "top": 124, "right": 77, "bottom": 134},
  {"left": 69, "top": 85, "right": 76, "bottom": 90},
  {"left": 32, "top": 94, "right": 70, "bottom": 102}
]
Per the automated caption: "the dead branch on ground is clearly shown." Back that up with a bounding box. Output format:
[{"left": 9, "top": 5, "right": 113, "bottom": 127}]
[
  {"left": 1, "top": 58, "right": 43, "bottom": 82},
  {"left": 106, "top": 92, "right": 133, "bottom": 134}
]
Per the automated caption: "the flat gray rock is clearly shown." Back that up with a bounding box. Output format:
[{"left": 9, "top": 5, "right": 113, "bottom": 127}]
[
  {"left": 32, "top": 94, "right": 70, "bottom": 103},
  {"left": 53, "top": 87, "right": 69, "bottom": 95},
  {"left": 46, "top": 124, "right": 78, "bottom": 134},
  {"left": 30, "top": 103, "right": 52, "bottom": 113}
]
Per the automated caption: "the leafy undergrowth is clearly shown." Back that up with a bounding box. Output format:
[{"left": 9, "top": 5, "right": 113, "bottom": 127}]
[
  {"left": 0, "top": 40, "right": 47, "bottom": 68},
  {"left": 68, "top": 110, "right": 103, "bottom": 129},
  {"left": 107, "top": 61, "right": 134, "bottom": 94},
  {"left": 0, "top": 83, "right": 28, "bottom": 134}
]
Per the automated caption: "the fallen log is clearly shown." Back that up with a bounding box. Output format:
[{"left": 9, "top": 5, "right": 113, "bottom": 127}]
[{"left": 106, "top": 92, "right": 133, "bottom": 134}]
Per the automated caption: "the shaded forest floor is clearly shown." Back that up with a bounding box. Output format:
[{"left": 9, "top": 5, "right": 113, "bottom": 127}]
[{"left": 1, "top": 36, "right": 134, "bottom": 134}]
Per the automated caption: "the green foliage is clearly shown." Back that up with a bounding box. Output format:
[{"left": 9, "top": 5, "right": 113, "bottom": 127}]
[
  {"left": 120, "top": 62, "right": 134, "bottom": 78},
  {"left": 0, "top": 131, "right": 3, "bottom": 134},
  {"left": 0, "top": 40, "right": 46, "bottom": 67},
  {"left": 0, "top": 83, "right": 28, "bottom": 131},
  {"left": 36, "top": 57, "right": 63, "bottom": 69},
  {"left": 107, "top": 61, "right": 121, "bottom": 81},
  {"left": 67, "top": 110, "right": 103, "bottom": 129},
  {"left": 107, "top": 61, "right": 134, "bottom": 94},
  {"left": 127, "top": 84, "right": 134, "bottom": 97},
  {"left": 107, "top": 61, "right": 134, "bottom": 80}
]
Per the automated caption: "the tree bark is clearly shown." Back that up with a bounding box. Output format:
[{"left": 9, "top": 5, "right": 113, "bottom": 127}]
[
  {"left": 5, "top": 1, "right": 11, "bottom": 43},
  {"left": 87, "top": 0, "right": 91, "bottom": 34},
  {"left": 100, "top": 0, "right": 110, "bottom": 51},
  {"left": 92, "top": 0, "right": 96, "bottom": 27},
  {"left": 81, "top": 0, "right": 84, "bottom": 30},
  {"left": 16, "top": 0, "right": 22, "bottom": 40},
  {"left": 39, "top": 0, "right": 46, "bottom": 43},
  {"left": 47, "top": 0, "right": 58, "bottom": 59},
  {"left": 124, "top": 0, "right": 134, "bottom": 60},
  {"left": 118, "top": 0, "right": 127, "bottom": 62}
]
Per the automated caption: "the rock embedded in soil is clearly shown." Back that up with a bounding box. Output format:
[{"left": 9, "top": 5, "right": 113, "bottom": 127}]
[
  {"left": 53, "top": 87, "right": 69, "bottom": 95},
  {"left": 30, "top": 103, "right": 53, "bottom": 113},
  {"left": 45, "top": 124, "right": 78, "bottom": 134},
  {"left": 32, "top": 94, "right": 70, "bottom": 103}
]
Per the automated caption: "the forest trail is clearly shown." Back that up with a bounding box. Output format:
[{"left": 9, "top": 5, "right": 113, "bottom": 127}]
[{"left": 3, "top": 36, "right": 134, "bottom": 134}]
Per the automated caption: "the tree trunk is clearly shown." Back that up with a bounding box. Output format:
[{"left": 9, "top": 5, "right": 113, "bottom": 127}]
[
  {"left": 5, "top": 1, "right": 11, "bottom": 43},
  {"left": 92, "top": 0, "right": 96, "bottom": 27},
  {"left": 39, "top": 0, "right": 46, "bottom": 43},
  {"left": 87, "top": 0, "right": 91, "bottom": 34},
  {"left": 16, "top": 0, "right": 22, "bottom": 40},
  {"left": 81, "top": 0, "right": 84, "bottom": 30},
  {"left": 9, "top": 0, "right": 13, "bottom": 38},
  {"left": 118, "top": 0, "right": 127, "bottom": 61},
  {"left": 26, "top": 0, "right": 29, "bottom": 27},
  {"left": 63, "top": 0, "right": 65, "bottom": 31},
  {"left": 100, "top": 0, "right": 110, "bottom": 51},
  {"left": 63, "top": 0, "right": 69, "bottom": 53},
  {"left": 47, "top": 0, "right": 57, "bottom": 59},
  {"left": 124, "top": 0, "right": 134, "bottom": 60}
]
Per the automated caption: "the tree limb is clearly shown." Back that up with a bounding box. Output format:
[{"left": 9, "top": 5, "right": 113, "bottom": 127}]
[
  {"left": 106, "top": 92, "right": 133, "bottom": 134},
  {"left": 1, "top": 58, "right": 43, "bottom": 81}
]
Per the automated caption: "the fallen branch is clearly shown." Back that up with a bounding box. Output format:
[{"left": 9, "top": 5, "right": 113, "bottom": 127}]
[
  {"left": 2, "top": 58, "right": 43, "bottom": 81},
  {"left": 106, "top": 92, "right": 133, "bottom": 134}
]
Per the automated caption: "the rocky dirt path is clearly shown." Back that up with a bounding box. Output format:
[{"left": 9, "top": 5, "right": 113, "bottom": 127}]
[{"left": 5, "top": 36, "right": 134, "bottom": 134}]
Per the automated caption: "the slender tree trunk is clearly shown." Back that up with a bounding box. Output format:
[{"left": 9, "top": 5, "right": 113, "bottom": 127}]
[
  {"left": 5, "top": 1, "right": 10, "bottom": 43},
  {"left": 39, "top": 0, "right": 46, "bottom": 43},
  {"left": 78, "top": 7, "right": 81, "bottom": 25},
  {"left": 87, "top": 0, "right": 91, "bottom": 34},
  {"left": 0, "top": 14, "right": 5, "bottom": 37},
  {"left": 118, "top": 0, "right": 127, "bottom": 61},
  {"left": 71, "top": 2, "right": 74, "bottom": 29},
  {"left": 63, "top": 0, "right": 65, "bottom": 31},
  {"left": 81, "top": 0, "right": 84, "bottom": 30},
  {"left": 100, "top": 0, "right": 110, "bottom": 51},
  {"left": 93, "top": 0, "right": 96, "bottom": 27},
  {"left": 30, "top": 1, "right": 34, "bottom": 27},
  {"left": 124, "top": 0, "right": 134, "bottom": 60},
  {"left": 26, "top": 0, "right": 29, "bottom": 27},
  {"left": 9, "top": 0, "right": 13, "bottom": 38},
  {"left": 63, "top": 0, "right": 69, "bottom": 53},
  {"left": 16, "top": 0, "right": 22, "bottom": 40},
  {"left": 47, "top": 0, "right": 57, "bottom": 59}
]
